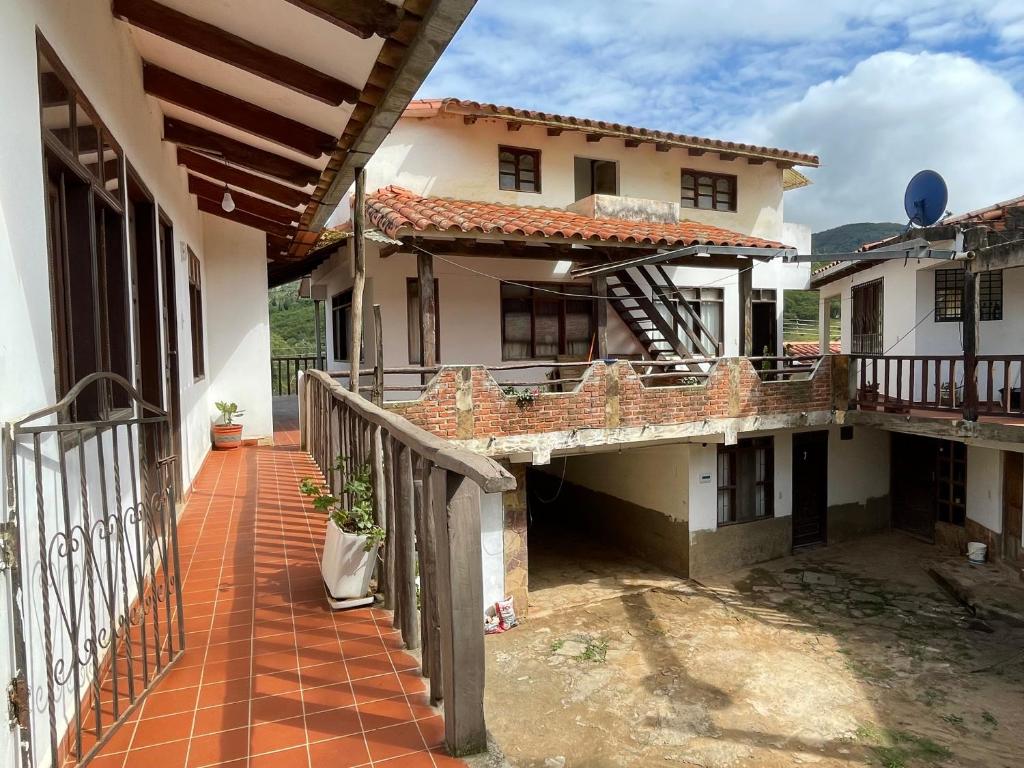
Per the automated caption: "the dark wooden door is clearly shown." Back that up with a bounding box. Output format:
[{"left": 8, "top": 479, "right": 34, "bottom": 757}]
[
  {"left": 1004, "top": 452, "right": 1023, "bottom": 562},
  {"left": 891, "top": 433, "right": 937, "bottom": 540},
  {"left": 159, "top": 218, "right": 184, "bottom": 501},
  {"left": 752, "top": 302, "right": 778, "bottom": 357},
  {"left": 792, "top": 431, "right": 829, "bottom": 548}
]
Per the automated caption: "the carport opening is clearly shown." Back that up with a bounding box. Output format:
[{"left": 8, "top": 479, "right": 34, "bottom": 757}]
[{"left": 523, "top": 449, "right": 690, "bottom": 614}]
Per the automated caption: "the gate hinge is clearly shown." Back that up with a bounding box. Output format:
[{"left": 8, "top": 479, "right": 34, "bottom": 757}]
[{"left": 7, "top": 675, "right": 29, "bottom": 729}]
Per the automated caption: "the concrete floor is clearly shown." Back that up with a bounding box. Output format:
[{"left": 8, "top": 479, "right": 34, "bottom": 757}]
[{"left": 485, "top": 533, "right": 1024, "bottom": 768}]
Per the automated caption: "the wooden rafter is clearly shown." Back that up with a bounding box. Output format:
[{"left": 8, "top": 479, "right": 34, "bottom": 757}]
[
  {"left": 196, "top": 196, "right": 297, "bottom": 239},
  {"left": 111, "top": 0, "right": 360, "bottom": 106},
  {"left": 281, "top": 0, "right": 404, "bottom": 39},
  {"left": 164, "top": 118, "right": 321, "bottom": 187},
  {"left": 176, "top": 148, "right": 310, "bottom": 208},
  {"left": 143, "top": 64, "right": 335, "bottom": 158},
  {"left": 187, "top": 174, "right": 300, "bottom": 225}
]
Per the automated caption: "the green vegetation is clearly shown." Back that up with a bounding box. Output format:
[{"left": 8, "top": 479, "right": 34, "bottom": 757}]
[
  {"left": 299, "top": 457, "right": 384, "bottom": 551},
  {"left": 855, "top": 723, "right": 952, "bottom": 768},
  {"left": 812, "top": 222, "right": 905, "bottom": 258},
  {"left": 573, "top": 636, "right": 609, "bottom": 663},
  {"left": 269, "top": 281, "right": 320, "bottom": 356}
]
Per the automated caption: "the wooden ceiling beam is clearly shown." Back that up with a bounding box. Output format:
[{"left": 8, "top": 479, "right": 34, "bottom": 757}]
[
  {"left": 267, "top": 233, "right": 294, "bottom": 252},
  {"left": 164, "top": 118, "right": 321, "bottom": 187},
  {"left": 188, "top": 174, "right": 300, "bottom": 225},
  {"left": 143, "top": 64, "right": 335, "bottom": 158},
  {"left": 176, "top": 148, "right": 310, "bottom": 208},
  {"left": 281, "top": 0, "right": 404, "bottom": 39},
  {"left": 111, "top": 0, "right": 359, "bottom": 106},
  {"left": 196, "top": 195, "right": 297, "bottom": 239}
]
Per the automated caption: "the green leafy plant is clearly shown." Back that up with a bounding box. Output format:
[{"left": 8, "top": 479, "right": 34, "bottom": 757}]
[
  {"left": 215, "top": 401, "right": 244, "bottom": 425},
  {"left": 502, "top": 386, "right": 537, "bottom": 408},
  {"left": 299, "top": 457, "right": 384, "bottom": 552}
]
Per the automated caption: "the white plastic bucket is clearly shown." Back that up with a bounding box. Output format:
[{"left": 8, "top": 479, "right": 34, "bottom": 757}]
[{"left": 966, "top": 541, "right": 987, "bottom": 565}]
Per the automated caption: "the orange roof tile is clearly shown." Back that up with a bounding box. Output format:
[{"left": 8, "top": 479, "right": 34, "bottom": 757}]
[
  {"left": 360, "top": 186, "right": 786, "bottom": 249},
  {"left": 403, "top": 98, "right": 820, "bottom": 168}
]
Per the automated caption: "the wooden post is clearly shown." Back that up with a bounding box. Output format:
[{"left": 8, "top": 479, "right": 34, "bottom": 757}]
[
  {"left": 382, "top": 434, "right": 397, "bottom": 612},
  {"left": 431, "top": 471, "right": 487, "bottom": 756},
  {"left": 963, "top": 227, "right": 988, "bottom": 422},
  {"left": 592, "top": 275, "right": 608, "bottom": 359},
  {"left": 371, "top": 425, "right": 387, "bottom": 598},
  {"left": 349, "top": 166, "right": 366, "bottom": 392},
  {"left": 417, "top": 249, "right": 436, "bottom": 368},
  {"left": 738, "top": 265, "right": 753, "bottom": 357},
  {"left": 396, "top": 443, "right": 420, "bottom": 649},
  {"left": 372, "top": 303, "right": 384, "bottom": 407}
]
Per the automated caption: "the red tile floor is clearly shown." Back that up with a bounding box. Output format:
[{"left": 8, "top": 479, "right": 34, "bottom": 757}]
[{"left": 91, "top": 402, "right": 466, "bottom": 767}]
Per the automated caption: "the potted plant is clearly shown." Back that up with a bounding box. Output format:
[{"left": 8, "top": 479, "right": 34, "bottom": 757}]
[
  {"left": 212, "top": 401, "right": 244, "bottom": 450},
  {"left": 300, "top": 459, "right": 385, "bottom": 601}
]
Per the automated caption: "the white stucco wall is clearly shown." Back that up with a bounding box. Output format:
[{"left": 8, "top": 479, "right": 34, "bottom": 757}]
[
  {"left": 687, "top": 443, "right": 720, "bottom": 532},
  {"left": 203, "top": 214, "right": 274, "bottom": 441},
  {"left": 480, "top": 491, "right": 505, "bottom": 610},
  {"left": 826, "top": 425, "right": 891, "bottom": 506},
  {"left": 966, "top": 446, "right": 1002, "bottom": 534}
]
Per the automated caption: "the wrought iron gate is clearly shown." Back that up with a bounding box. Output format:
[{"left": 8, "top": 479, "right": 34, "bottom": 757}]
[{"left": 2, "top": 373, "right": 185, "bottom": 767}]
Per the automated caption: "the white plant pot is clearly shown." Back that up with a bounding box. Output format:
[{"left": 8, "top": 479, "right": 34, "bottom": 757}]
[{"left": 321, "top": 521, "right": 379, "bottom": 600}]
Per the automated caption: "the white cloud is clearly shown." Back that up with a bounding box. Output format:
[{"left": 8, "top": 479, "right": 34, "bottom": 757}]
[{"left": 752, "top": 51, "right": 1024, "bottom": 230}]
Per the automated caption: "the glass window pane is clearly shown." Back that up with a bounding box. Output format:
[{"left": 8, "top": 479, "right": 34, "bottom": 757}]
[
  {"left": 534, "top": 301, "right": 559, "bottom": 357},
  {"left": 39, "top": 52, "right": 73, "bottom": 152}
]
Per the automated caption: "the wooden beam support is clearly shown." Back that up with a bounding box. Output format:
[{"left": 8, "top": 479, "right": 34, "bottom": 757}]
[
  {"left": 546, "top": 127, "right": 563, "bottom": 137},
  {"left": 176, "top": 148, "right": 310, "bottom": 208},
  {"left": 738, "top": 265, "right": 753, "bottom": 357},
  {"left": 624, "top": 139, "right": 641, "bottom": 148},
  {"left": 111, "top": 0, "right": 360, "bottom": 105},
  {"left": 143, "top": 64, "right": 335, "bottom": 158},
  {"left": 962, "top": 227, "right": 988, "bottom": 422},
  {"left": 164, "top": 118, "right": 321, "bottom": 187},
  {"left": 592, "top": 275, "right": 608, "bottom": 359},
  {"left": 655, "top": 143, "right": 671, "bottom": 153},
  {"left": 585, "top": 134, "right": 602, "bottom": 143},
  {"left": 349, "top": 167, "right": 367, "bottom": 392},
  {"left": 417, "top": 249, "right": 437, "bottom": 368},
  {"left": 188, "top": 174, "right": 300, "bottom": 225},
  {"left": 747, "top": 157, "right": 766, "bottom": 165},
  {"left": 196, "top": 196, "right": 297, "bottom": 239},
  {"left": 281, "top": 0, "right": 404, "bottom": 39},
  {"left": 687, "top": 147, "right": 707, "bottom": 157},
  {"left": 462, "top": 115, "right": 477, "bottom": 125},
  {"left": 506, "top": 122, "right": 522, "bottom": 132}
]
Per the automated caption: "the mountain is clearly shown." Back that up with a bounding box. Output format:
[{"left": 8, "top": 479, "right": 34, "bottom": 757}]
[
  {"left": 269, "top": 281, "right": 320, "bottom": 356},
  {"left": 811, "top": 222, "right": 904, "bottom": 256}
]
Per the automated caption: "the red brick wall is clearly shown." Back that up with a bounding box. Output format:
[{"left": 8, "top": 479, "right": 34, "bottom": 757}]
[{"left": 386, "top": 359, "right": 837, "bottom": 440}]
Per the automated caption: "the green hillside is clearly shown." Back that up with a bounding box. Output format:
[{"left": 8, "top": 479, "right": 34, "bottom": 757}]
[
  {"left": 811, "top": 222, "right": 904, "bottom": 256},
  {"left": 269, "top": 282, "right": 320, "bottom": 356}
]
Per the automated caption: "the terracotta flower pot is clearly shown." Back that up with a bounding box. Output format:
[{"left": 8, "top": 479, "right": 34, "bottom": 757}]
[{"left": 212, "top": 423, "right": 243, "bottom": 450}]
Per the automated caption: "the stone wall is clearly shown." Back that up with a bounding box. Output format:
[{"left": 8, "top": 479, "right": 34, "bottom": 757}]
[
  {"left": 387, "top": 358, "right": 839, "bottom": 441},
  {"left": 501, "top": 463, "right": 529, "bottom": 615}
]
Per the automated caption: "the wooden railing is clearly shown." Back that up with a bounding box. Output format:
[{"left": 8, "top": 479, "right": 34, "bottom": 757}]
[
  {"left": 271, "top": 354, "right": 319, "bottom": 395},
  {"left": 299, "top": 369, "right": 515, "bottom": 756},
  {"left": 850, "top": 355, "right": 1024, "bottom": 418}
]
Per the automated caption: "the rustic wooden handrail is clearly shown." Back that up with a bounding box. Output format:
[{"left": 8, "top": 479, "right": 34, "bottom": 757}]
[
  {"left": 270, "top": 354, "right": 319, "bottom": 395},
  {"left": 299, "top": 369, "right": 514, "bottom": 756}
]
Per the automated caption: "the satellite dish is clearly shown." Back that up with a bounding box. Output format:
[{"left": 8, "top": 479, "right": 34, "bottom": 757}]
[{"left": 904, "top": 170, "right": 948, "bottom": 227}]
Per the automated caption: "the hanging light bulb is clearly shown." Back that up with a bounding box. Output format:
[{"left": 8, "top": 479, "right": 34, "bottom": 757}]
[{"left": 221, "top": 186, "right": 235, "bottom": 213}]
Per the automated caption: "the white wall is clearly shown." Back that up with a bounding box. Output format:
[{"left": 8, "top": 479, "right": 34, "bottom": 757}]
[
  {"left": 826, "top": 425, "right": 891, "bottom": 506},
  {"left": 686, "top": 443, "right": 720, "bottom": 532},
  {"left": 966, "top": 446, "right": 1002, "bottom": 534},
  {"left": 480, "top": 492, "right": 505, "bottom": 610},
  {"left": 204, "top": 214, "right": 274, "bottom": 441}
]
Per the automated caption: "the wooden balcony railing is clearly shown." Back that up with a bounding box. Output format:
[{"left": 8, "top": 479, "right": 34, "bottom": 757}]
[
  {"left": 299, "top": 369, "right": 515, "bottom": 756},
  {"left": 850, "top": 354, "right": 1024, "bottom": 419},
  {"left": 271, "top": 354, "right": 320, "bottom": 396}
]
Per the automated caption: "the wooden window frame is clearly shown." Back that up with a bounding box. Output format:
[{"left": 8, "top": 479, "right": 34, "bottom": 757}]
[
  {"left": 717, "top": 437, "right": 774, "bottom": 526},
  {"left": 187, "top": 249, "right": 205, "bottom": 381},
  {"left": 935, "top": 268, "right": 1002, "bottom": 322},
  {"left": 38, "top": 34, "right": 131, "bottom": 420},
  {"left": 498, "top": 145, "right": 541, "bottom": 193},
  {"left": 663, "top": 286, "right": 725, "bottom": 356},
  {"left": 935, "top": 440, "right": 967, "bottom": 526},
  {"left": 500, "top": 282, "right": 595, "bottom": 361},
  {"left": 681, "top": 169, "right": 737, "bottom": 212},
  {"left": 851, "top": 278, "right": 883, "bottom": 355},
  {"left": 331, "top": 289, "right": 363, "bottom": 363},
  {"left": 406, "top": 278, "right": 441, "bottom": 365}
]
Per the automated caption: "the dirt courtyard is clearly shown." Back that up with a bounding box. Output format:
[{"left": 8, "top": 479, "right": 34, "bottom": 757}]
[{"left": 484, "top": 534, "right": 1024, "bottom": 768}]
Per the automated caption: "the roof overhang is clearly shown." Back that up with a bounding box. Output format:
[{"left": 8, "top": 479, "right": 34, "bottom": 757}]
[{"left": 110, "top": 0, "right": 474, "bottom": 275}]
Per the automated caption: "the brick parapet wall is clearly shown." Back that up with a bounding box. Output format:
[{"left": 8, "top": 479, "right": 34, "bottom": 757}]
[{"left": 386, "top": 358, "right": 840, "bottom": 440}]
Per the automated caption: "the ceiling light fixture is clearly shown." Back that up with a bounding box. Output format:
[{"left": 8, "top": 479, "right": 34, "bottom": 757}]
[{"left": 221, "top": 186, "right": 235, "bottom": 213}]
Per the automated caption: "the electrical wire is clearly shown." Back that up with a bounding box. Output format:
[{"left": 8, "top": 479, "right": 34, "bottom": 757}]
[{"left": 533, "top": 457, "right": 568, "bottom": 504}]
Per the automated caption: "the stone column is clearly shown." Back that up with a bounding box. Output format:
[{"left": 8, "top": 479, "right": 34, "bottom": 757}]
[{"left": 501, "top": 462, "right": 529, "bottom": 617}]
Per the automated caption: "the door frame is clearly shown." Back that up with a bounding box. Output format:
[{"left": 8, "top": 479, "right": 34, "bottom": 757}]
[
  {"left": 1003, "top": 451, "right": 1023, "bottom": 562},
  {"left": 791, "top": 430, "right": 829, "bottom": 549},
  {"left": 158, "top": 211, "right": 184, "bottom": 500}
]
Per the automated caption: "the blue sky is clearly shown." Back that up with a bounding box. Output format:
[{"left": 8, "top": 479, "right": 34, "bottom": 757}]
[{"left": 419, "top": 1, "right": 1024, "bottom": 231}]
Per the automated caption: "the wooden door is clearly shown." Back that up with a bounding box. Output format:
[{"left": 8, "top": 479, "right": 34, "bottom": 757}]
[
  {"left": 1003, "top": 452, "right": 1023, "bottom": 562},
  {"left": 159, "top": 217, "right": 184, "bottom": 500},
  {"left": 792, "top": 431, "right": 828, "bottom": 548},
  {"left": 891, "top": 433, "right": 937, "bottom": 541}
]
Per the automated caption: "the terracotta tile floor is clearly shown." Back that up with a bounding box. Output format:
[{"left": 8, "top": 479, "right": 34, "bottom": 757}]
[{"left": 91, "top": 404, "right": 465, "bottom": 768}]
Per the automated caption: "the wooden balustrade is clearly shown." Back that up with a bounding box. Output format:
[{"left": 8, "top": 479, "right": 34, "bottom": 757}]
[
  {"left": 270, "top": 354, "right": 319, "bottom": 395},
  {"left": 850, "top": 354, "right": 1024, "bottom": 419},
  {"left": 300, "top": 369, "right": 515, "bottom": 756}
]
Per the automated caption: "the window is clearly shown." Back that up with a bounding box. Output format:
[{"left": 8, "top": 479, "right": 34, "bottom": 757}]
[
  {"left": 498, "top": 146, "right": 541, "bottom": 192},
  {"left": 188, "top": 249, "right": 205, "bottom": 381},
  {"left": 574, "top": 157, "right": 618, "bottom": 200},
  {"left": 39, "top": 39, "right": 129, "bottom": 420},
  {"left": 407, "top": 278, "right": 441, "bottom": 364},
  {"left": 851, "top": 279, "right": 883, "bottom": 354},
  {"left": 681, "top": 170, "right": 736, "bottom": 211},
  {"left": 332, "top": 290, "right": 352, "bottom": 361},
  {"left": 935, "top": 440, "right": 966, "bottom": 526},
  {"left": 659, "top": 287, "right": 724, "bottom": 355},
  {"left": 500, "top": 283, "right": 594, "bottom": 360},
  {"left": 717, "top": 438, "right": 774, "bottom": 526},
  {"left": 935, "top": 268, "right": 1003, "bottom": 322}
]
